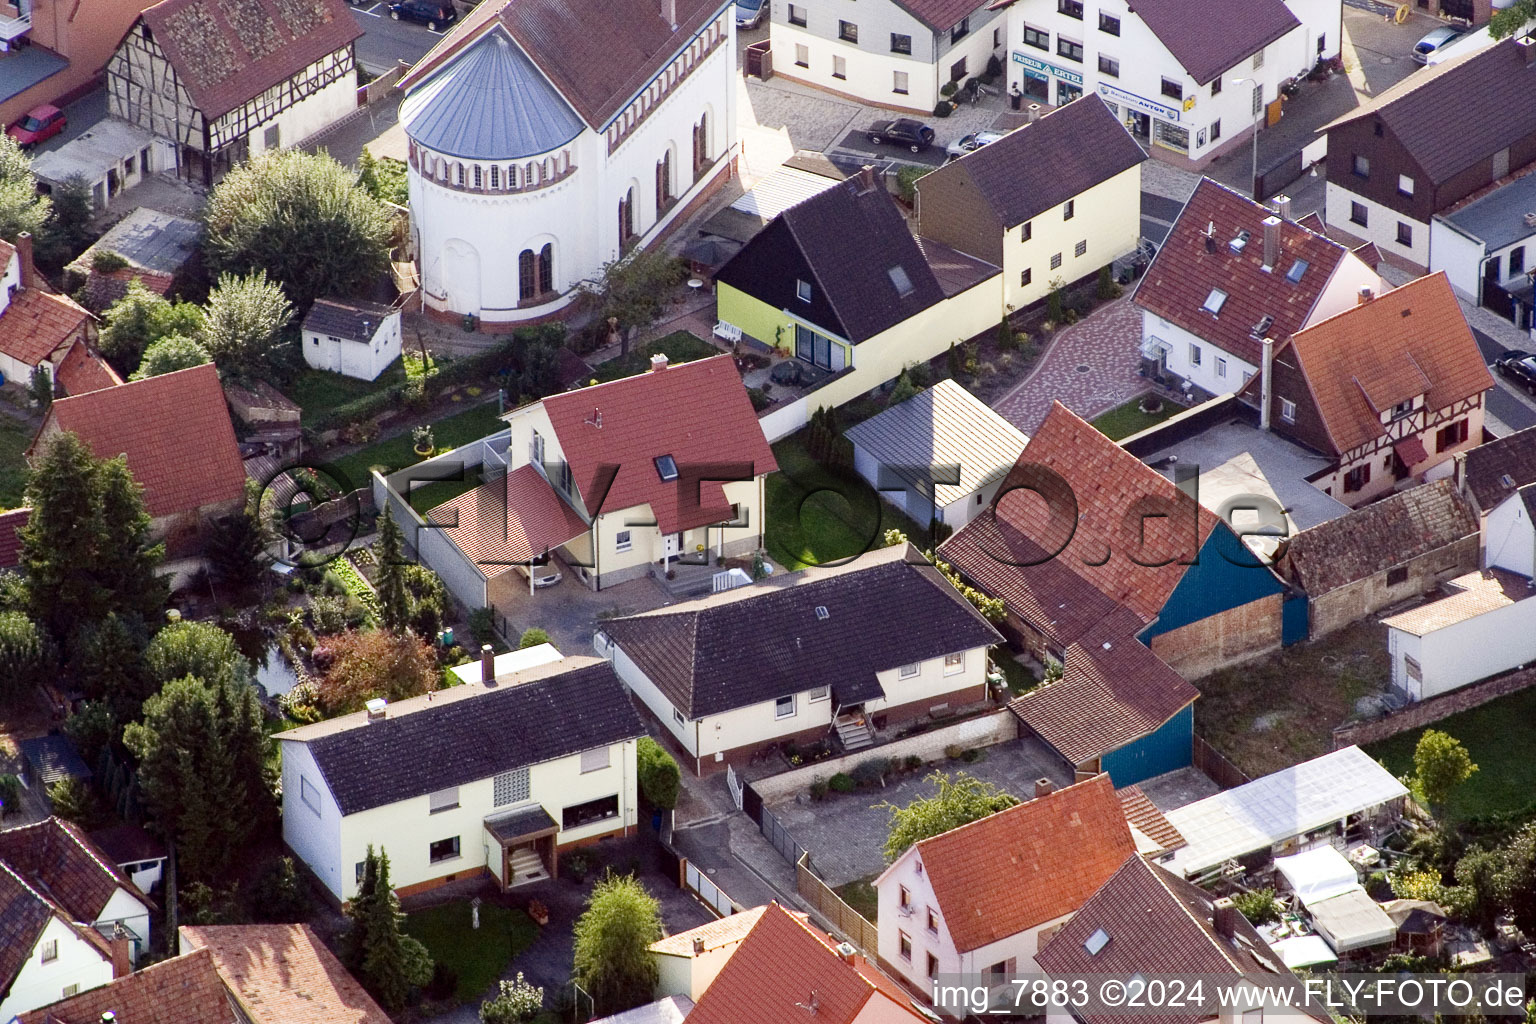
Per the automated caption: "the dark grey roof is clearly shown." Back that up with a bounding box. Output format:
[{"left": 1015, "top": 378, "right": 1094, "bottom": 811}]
[
  {"left": 287, "top": 660, "right": 645, "bottom": 815},
  {"left": 917, "top": 96, "right": 1145, "bottom": 229},
  {"left": 302, "top": 298, "right": 396, "bottom": 342},
  {"left": 599, "top": 544, "right": 1003, "bottom": 718},
  {"left": 402, "top": 28, "right": 585, "bottom": 160},
  {"left": 20, "top": 735, "right": 91, "bottom": 786},
  {"left": 1441, "top": 169, "right": 1536, "bottom": 252},
  {"left": 1127, "top": 0, "right": 1298, "bottom": 86},
  {"left": 486, "top": 805, "right": 558, "bottom": 843},
  {"left": 1460, "top": 425, "right": 1536, "bottom": 512}
]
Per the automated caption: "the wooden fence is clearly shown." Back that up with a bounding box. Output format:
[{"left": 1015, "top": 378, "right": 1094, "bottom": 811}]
[
  {"left": 1193, "top": 736, "right": 1251, "bottom": 790},
  {"left": 796, "top": 853, "right": 878, "bottom": 955}
]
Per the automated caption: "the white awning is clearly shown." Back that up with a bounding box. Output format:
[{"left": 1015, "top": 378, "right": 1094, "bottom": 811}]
[
  {"left": 1271, "top": 934, "right": 1338, "bottom": 969},
  {"left": 1275, "top": 846, "right": 1360, "bottom": 908},
  {"left": 1308, "top": 889, "right": 1397, "bottom": 953}
]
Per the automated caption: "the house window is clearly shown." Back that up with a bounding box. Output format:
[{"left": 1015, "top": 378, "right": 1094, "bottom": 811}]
[
  {"left": 493, "top": 768, "right": 530, "bottom": 806},
  {"left": 1211, "top": 75, "right": 1222, "bottom": 96},
  {"left": 1098, "top": 11, "right": 1120, "bottom": 33},
  {"left": 1350, "top": 202, "right": 1368, "bottom": 227},
  {"left": 893, "top": 70, "right": 909, "bottom": 95},
  {"left": 1057, "top": 37, "right": 1083, "bottom": 62},
  {"left": 62, "top": 984, "right": 79, "bottom": 998},
  {"left": 1202, "top": 288, "right": 1228, "bottom": 314},
  {"left": 794, "top": 43, "right": 809, "bottom": 67},
  {"left": 899, "top": 885, "right": 912, "bottom": 908},
  {"left": 1252, "top": 48, "right": 1264, "bottom": 69},
  {"left": 927, "top": 953, "right": 940, "bottom": 979},
  {"left": 1251, "top": 84, "right": 1263, "bottom": 115},
  {"left": 429, "top": 836, "right": 461, "bottom": 863},
  {"left": 1211, "top": 119, "right": 1222, "bottom": 141},
  {"left": 1074, "top": 239, "right": 1087, "bottom": 258},
  {"left": 264, "top": 124, "right": 280, "bottom": 150},
  {"left": 927, "top": 908, "right": 939, "bottom": 933},
  {"left": 899, "top": 662, "right": 920, "bottom": 678},
  {"left": 899, "top": 931, "right": 913, "bottom": 960},
  {"left": 1396, "top": 222, "right": 1413, "bottom": 247},
  {"left": 1398, "top": 174, "right": 1414, "bottom": 196},
  {"left": 1280, "top": 398, "right": 1297, "bottom": 423},
  {"left": 1057, "top": 0, "right": 1083, "bottom": 18},
  {"left": 1022, "top": 24, "right": 1048, "bottom": 49},
  {"left": 1216, "top": 356, "right": 1227, "bottom": 378},
  {"left": 808, "top": 685, "right": 830, "bottom": 702},
  {"left": 40, "top": 939, "right": 58, "bottom": 963},
  {"left": 788, "top": 3, "right": 805, "bottom": 24},
  {"left": 1160, "top": 77, "right": 1183, "bottom": 101},
  {"left": 1437, "top": 419, "right": 1468, "bottom": 451},
  {"left": 490, "top": 165, "right": 500, "bottom": 189},
  {"left": 890, "top": 32, "right": 911, "bottom": 53},
  {"left": 944, "top": 652, "right": 965, "bottom": 675},
  {"left": 673, "top": 708, "right": 686, "bottom": 726},
  {"left": 1344, "top": 464, "right": 1372, "bottom": 493},
  {"left": 1511, "top": 247, "right": 1526, "bottom": 276},
  {"left": 1387, "top": 566, "right": 1409, "bottom": 587},
  {"left": 1062, "top": 200, "right": 1074, "bottom": 220},
  {"left": 796, "top": 279, "right": 812, "bottom": 302},
  {"left": 1352, "top": 154, "right": 1370, "bottom": 178},
  {"left": 1050, "top": 252, "right": 1062, "bottom": 270},
  {"left": 429, "top": 786, "right": 460, "bottom": 813},
  {"left": 838, "top": 20, "right": 857, "bottom": 42},
  {"left": 950, "top": 16, "right": 969, "bottom": 42},
  {"left": 1020, "top": 268, "right": 1032, "bottom": 287},
  {"left": 580, "top": 746, "right": 610, "bottom": 773},
  {"left": 474, "top": 164, "right": 483, "bottom": 189},
  {"left": 1020, "top": 220, "right": 1032, "bottom": 242},
  {"left": 615, "top": 530, "right": 632, "bottom": 553},
  {"left": 1391, "top": 399, "right": 1414, "bottom": 420},
  {"left": 356, "top": 861, "right": 367, "bottom": 884},
  {"left": 1099, "top": 54, "right": 1119, "bottom": 77},
  {"left": 994, "top": 25, "right": 1002, "bottom": 46},
  {"left": 563, "top": 794, "right": 620, "bottom": 829},
  {"left": 775, "top": 695, "right": 796, "bottom": 719},
  {"left": 1189, "top": 344, "right": 1202, "bottom": 366},
  {"left": 300, "top": 776, "right": 322, "bottom": 815}
]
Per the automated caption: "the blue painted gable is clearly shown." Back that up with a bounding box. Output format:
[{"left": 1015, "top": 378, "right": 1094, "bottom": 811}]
[
  {"left": 1139, "top": 523, "right": 1285, "bottom": 642},
  {"left": 1100, "top": 703, "right": 1193, "bottom": 787}
]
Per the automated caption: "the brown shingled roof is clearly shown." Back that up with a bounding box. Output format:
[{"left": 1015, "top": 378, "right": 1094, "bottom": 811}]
[
  {"left": 0, "top": 817, "right": 150, "bottom": 924},
  {"left": 179, "top": 923, "right": 393, "bottom": 1024},
  {"left": 0, "top": 287, "right": 92, "bottom": 367},
  {"left": 1118, "top": 785, "right": 1186, "bottom": 855},
  {"left": 54, "top": 338, "right": 123, "bottom": 397},
  {"left": 18, "top": 946, "right": 234, "bottom": 1024},
  {"left": 429, "top": 465, "right": 589, "bottom": 576},
  {"left": 1459, "top": 424, "right": 1536, "bottom": 512}
]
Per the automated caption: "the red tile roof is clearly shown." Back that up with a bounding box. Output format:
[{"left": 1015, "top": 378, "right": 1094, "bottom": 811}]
[
  {"left": 939, "top": 402, "right": 1219, "bottom": 647},
  {"left": 180, "top": 924, "right": 393, "bottom": 1024},
  {"left": 139, "top": 0, "right": 363, "bottom": 121},
  {"left": 37, "top": 362, "right": 247, "bottom": 519},
  {"left": 0, "top": 817, "right": 150, "bottom": 924},
  {"left": 541, "top": 354, "right": 777, "bottom": 534},
  {"left": 1118, "top": 785, "right": 1186, "bottom": 855},
  {"left": 685, "top": 904, "right": 929, "bottom": 1024},
  {"left": 429, "top": 464, "right": 590, "bottom": 576},
  {"left": 650, "top": 905, "right": 769, "bottom": 957},
  {"left": 1134, "top": 179, "right": 1350, "bottom": 366},
  {"left": 0, "top": 506, "right": 26, "bottom": 568},
  {"left": 0, "top": 287, "right": 92, "bottom": 367},
  {"left": 908, "top": 774, "right": 1137, "bottom": 953},
  {"left": 1240, "top": 272, "right": 1493, "bottom": 456},
  {"left": 54, "top": 338, "right": 123, "bottom": 396},
  {"left": 18, "top": 946, "right": 235, "bottom": 1024}
]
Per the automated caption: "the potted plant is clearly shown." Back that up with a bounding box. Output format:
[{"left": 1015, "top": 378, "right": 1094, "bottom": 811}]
[
  {"left": 412, "top": 424, "right": 435, "bottom": 456},
  {"left": 528, "top": 898, "right": 549, "bottom": 926}
]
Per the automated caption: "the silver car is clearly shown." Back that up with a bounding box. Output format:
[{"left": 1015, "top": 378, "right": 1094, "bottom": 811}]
[
  {"left": 735, "top": 0, "right": 766, "bottom": 29},
  {"left": 1412, "top": 25, "right": 1462, "bottom": 63},
  {"left": 945, "top": 130, "right": 1006, "bottom": 159}
]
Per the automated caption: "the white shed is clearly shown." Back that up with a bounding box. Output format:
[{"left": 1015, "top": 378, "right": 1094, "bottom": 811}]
[
  {"left": 301, "top": 298, "right": 403, "bottom": 381},
  {"left": 1381, "top": 567, "right": 1536, "bottom": 701},
  {"left": 844, "top": 379, "right": 1029, "bottom": 530}
]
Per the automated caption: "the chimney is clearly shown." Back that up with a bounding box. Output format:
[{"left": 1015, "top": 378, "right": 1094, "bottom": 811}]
[
  {"left": 836, "top": 941, "right": 858, "bottom": 965},
  {"left": 1357, "top": 285, "right": 1374, "bottom": 305},
  {"left": 110, "top": 923, "right": 132, "bottom": 978},
  {"left": 1273, "top": 194, "right": 1292, "bottom": 223},
  {"left": 1261, "top": 216, "right": 1281, "bottom": 270},
  {"left": 1034, "top": 777, "right": 1054, "bottom": 798},
  {"left": 1518, "top": 34, "right": 1536, "bottom": 65},
  {"left": 481, "top": 644, "right": 494, "bottom": 685},
  {"left": 101, "top": 1014, "right": 117, "bottom": 1024},
  {"left": 16, "top": 231, "right": 32, "bottom": 290},
  {"left": 649, "top": 353, "right": 668, "bottom": 372},
  {"left": 1259, "top": 337, "right": 1275, "bottom": 432},
  {"left": 365, "top": 697, "right": 387, "bottom": 721},
  {"left": 663, "top": 0, "right": 676, "bottom": 29},
  {"left": 1213, "top": 897, "right": 1240, "bottom": 938},
  {"left": 858, "top": 163, "right": 877, "bottom": 193},
  {"left": 692, "top": 936, "right": 706, "bottom": 955},
  {"left": 1027, "top": 103, "right": 1041, "bottom": 122}
]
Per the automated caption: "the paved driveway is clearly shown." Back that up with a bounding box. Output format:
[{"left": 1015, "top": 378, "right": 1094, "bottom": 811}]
[{"left": 991, "top": 297, "right": 1146, "bottom": 435}]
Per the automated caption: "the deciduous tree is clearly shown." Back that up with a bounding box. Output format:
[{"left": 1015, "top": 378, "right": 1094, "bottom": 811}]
[
  {"left": 879, "top": 770, "right": 1019, "bottom": 861},
  {"left": 0, "top": 133, "right": 50, "bottom": 243},
  {"left": 97, "top": 280, "right": 207, "bottom": 371},
  {"left": 572, "top": 873, "right": 663, "bottom": 1014},
  {"left": 314, "top": 629, "right": 436, "bottom": 715},
  {"left": 202, "top": 270, "right": 293, "bottom": 375},
  {"left": 0, "top": 610, "right": 52, "bottom": 704},
  {"left": 636, "top": 737, "right": 679, "bottom": 811},
  {"left": 131, "top": 334, "right": 211, "bottom": 379},
  {"left": 1411, "top": 729, "right": 1477, "bottom": 814},
  {"left": 144, "top": 621, "right": 253, "bottom": 691}
]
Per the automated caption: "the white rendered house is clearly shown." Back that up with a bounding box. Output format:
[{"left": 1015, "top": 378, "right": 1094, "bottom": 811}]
[{"left": 398, "top": 0, "right": 739, "bottom": 326}]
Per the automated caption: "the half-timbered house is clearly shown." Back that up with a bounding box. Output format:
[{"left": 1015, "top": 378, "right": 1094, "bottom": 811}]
[
  {"left": 104, "top": 0, "right": 362, "bottom": 186},
  {"left": 395, "top": 0, "right": 739, "bottom": 326},
  {"left": 1238, "top": 271, "right": 1493, "bottom": 507}
]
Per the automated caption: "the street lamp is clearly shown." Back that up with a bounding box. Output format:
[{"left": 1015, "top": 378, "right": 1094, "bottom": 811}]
[{"left": 1230, "top": 76, "right": 1262, "bottom": 199}]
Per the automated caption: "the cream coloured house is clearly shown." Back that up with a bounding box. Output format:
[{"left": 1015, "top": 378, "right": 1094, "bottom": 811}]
[
  {"left": 277, "top": 654, "right": 645, "bottom": 903},
  {"left": 597, "top": 544, "right": 1003, "bottom": 774}
]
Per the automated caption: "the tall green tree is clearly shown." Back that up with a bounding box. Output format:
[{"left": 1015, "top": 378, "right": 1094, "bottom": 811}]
[
  {"left": 205, "top": 479, "right": 269, "bottom": 589},
  {"left": 131, "top": 334, "right": 212, "bottom": 379},
  {"left": 122, "top": 674, "right": 273, "bottom": 881},
  {"left": 144, "top": 621, "right": 254, "bottom": 691},
  {"left": 36, "top": 175, "right": 93, "bottom": 273},
  {"left": 0, "top": 133, "right": 50, "bottom": 242},
  {"left": 572, "top": 873, "right": 663, "bottom": 1014},
  {"left": 201, "top": 270, "right": 294, "bottom": 375},
  {"left": 0, "top": 610, "right": 52, "bottom": 704},
  {"left": 1410, "top": 729, "right": 1477, "bottom": 814},
  {"left": 576, "top": 247, "right": 688, "bottom": 341},
  {"left": 203, "top": 149, "right": 393, "bottom": 310},
  {"left": 879, "top": 771, "right": 1020, "bottom": 861},
  {"left": 97, "top": 280, "right": 207, "bottom": 370},
  {"left": 28, "top": 365, "right": 52, "bottom": 410},
  {"left": 347, "top": 846, "right": 432, "bottom": 1011},
  {"left": 373, "top": 505, "right": 410, "bottom": 633},
  {"left": 71, "top": 613, "right": 153, "bottom": 720}
]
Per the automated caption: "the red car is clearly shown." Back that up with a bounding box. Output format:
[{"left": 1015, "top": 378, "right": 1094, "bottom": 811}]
[{"left": 8, "top": 105, "right": 65, "bottom": 148}]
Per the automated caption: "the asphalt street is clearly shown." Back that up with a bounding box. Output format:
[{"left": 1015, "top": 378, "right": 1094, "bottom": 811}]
[
  {"left": 1473, "top": 327, "right": 1536, "bottom": 433},
  {"left": 347, "top": 0, "right": 446, "bottom": 74}
]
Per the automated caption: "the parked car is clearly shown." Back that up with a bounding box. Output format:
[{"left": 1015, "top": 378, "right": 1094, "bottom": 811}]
[
  {"left": 389, "top": 0, "right": 455, "bottom": 28},
  {"left": 945, "top": 130, "right": 1006, "bottom": 158},
  {"left": 7, "top": 105, "right": 65, "bottom": 149},
  {"left": 865, "top": 119, "right": 936, "bottom": 154},
  {"left": 735, "top": 0, "right": 766, "bottom": 29},
  {"left": 1412, "top": 25, "right": 1462, "bottom": 63},
  {"left": 1495, "top": 351, "right": 1536, "bottom": 393}
]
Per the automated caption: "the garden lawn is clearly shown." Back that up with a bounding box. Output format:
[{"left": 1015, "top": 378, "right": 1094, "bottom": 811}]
[
  {"left": 1366, "top": 686, "right": 1536, "bottom": 821},
  {"left": 0, "top": 417, "right": 27, "bottom": 509},
  {"left": 834, "top": 875, "right": 880, "bottom": 922},
  {"left": 404, "top": 900, "right": 538, "bottom": 1003},
  {"left": 764, "top": 431, "right": 926, "bottom": 572},
  {"left": 591, "top": 331, "right": 719, "bottom": 382},
  {"left": 1091, "top": 395, "right": 1178, "bottom": 441},
  {"left": 285, "top": 362, "right": 411, "bottom": 427},
  {"left": 324, "top": 403, "right": 504, "bottom": 492}
]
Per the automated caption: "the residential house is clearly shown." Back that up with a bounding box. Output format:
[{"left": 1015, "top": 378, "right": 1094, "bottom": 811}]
[
  {"left": 992, "top": 0, "right": 1341, "bottom": 169},
  {"left": 874, "top": 773, "right": 1135, "bottom": 994},
  {"left": 396, "top": 0, "right": 738, "bottom": 327},
  {"left": 301, "top": 298, "right": 403, "bottom": 381},
  {"left": 88, "top": 824, "right": 168, "bottom": 895},
  {"left": 685, "top": 902, "right": 932, "bottom": 1024},
  {"left": 940, "top": 401, "right": 1289, "bottom": 678},
  {"left": 1322, "top": 34, "right": 1536, "bottom": 275},
  {"left": 64, "top": 207, "right": 201, "bottom": 312},
  {"left": 0, "top": 0, "right": 150, "bottom": 132},
  {"left": 845, "top": 378, "right": 1030, "bottom": 530},
  {"left": 715, "top": 169, "right": 1001, "bottom": 441},
  {"left": 410, "top": 353, "right": 775, "bottom": 609},
  {"left": 1455, "top": 424, "right": 1536, "bottom": 568},
  {"left": 1235, "top": 272, "right": 1493, "bottom": 507},
  {"left": 1277, "top": 478, "right": 1480, "bottom": 638},
  {"left": 0, "top": 817, "right": 153, "bottom": 954},
  {"left": 1037, "top": 854, "right": 1320, "bottom": 1024},
  {"left": 18, "top": 922, "right": 391, "bottom": 1024},
  {"left": 104, "top": 0, "right": 363, "bottom": 186},
  {"left": 276, "top": 654, "right": 645, "bottom": 903},
  {"left": 768, "top": 0, "right": 1004, "bottom": 113},
  {"left": 31, "top": 363, "right": 248, "bottom": 558},
  {"left": 31, "top": 118, "right": 165, "bottom": 211},
  {"left": 1382, "top": 568, "right": 1536, "bottom": 700},
  {"left": 916, "top": 94, "right": 1146, "bottom": 314},
  {"left": 1432, "top": 165, "right": 1536, "bottom": 333},
  {"left": 650, "top": 905, "right": 768, "bottom": 1001},
  {"left": 597, "top": 543, "right": 1003, "bottom": 773},
  {"left": 1134, "top": 179, "right": 1384, "bottom": 399},
  {"left": 0, "top": 233, "right": 106, "bottom": 396}
]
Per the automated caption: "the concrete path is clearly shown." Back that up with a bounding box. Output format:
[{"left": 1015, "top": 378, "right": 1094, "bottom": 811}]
[{"left": 991, "top": 297, "right": 1146, "bottom": 435}]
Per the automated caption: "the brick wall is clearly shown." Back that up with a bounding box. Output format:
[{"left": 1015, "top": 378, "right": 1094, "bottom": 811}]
[
  {"left": 1150, "top": 594, "right": 1283, "bottom": 679},
  {"left": 1308, "top": 536, "right": 1479, "bottom": 639},
  {"left": 1333, "top": 664, "right": 1536, "bottom": 749}
]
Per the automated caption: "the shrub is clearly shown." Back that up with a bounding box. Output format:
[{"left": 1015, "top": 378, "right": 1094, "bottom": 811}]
[
  {"left": 986, "top": 54, "right": 1003, "bottom": 78},
  {"left": 904, "top": 755, "right": 922, "bottom": 771},
  {"left": 91, "top": 249, "right": 130, "bottom": 273},
  {"left": 905, "top": 361, "right": 933, "bottom": 388},
  {"left": 896, "top": 164, "right": 929, "bottom": 204},
  {"left": 828, "top": 773, "right": 856, "bottom": 793},
  {"left": 481, "top": 973, "right": 544, "bottom": 1023},
  {"left": 1391, "top": 869, "right": 1446, "bottom": 901},
  {"left": 809, "top": 777, "right": 829, "bottom": 801},
  {"left": 424, "top": 962, "right": 459, "bottom": 1002},
  {"left": 932, "top": 101, "right": 953, "bottom": 118},
  {"left": 636, "top": 737, "right": 680, "bottom": 810},
  {"left": 249, "top": 856, "right": 312, "bottom": 922},
  {"left": 747, "top": 387, "right": 772, "bottom": 411},
  {"left": 996, "top": 317, "right": 1015, "bottom": 351},
  {"left": 468, "top": 607, "right": 496, "bottom": 648},
  {"left": 1232, "top": 887, "right": 1280, "bottom": 924},
  {"left": 1366, "top": 871, "right": 1393, "bottom": 900},
  {"left": 851, "top": 760, "right": 887, "bottom": 788},
  {"left": 0, "top": 773, "right": 20, "bottom": 815},
  {"left": 944, "top": 745, "right": 964, "bottom": 760},
  {"left": 939, "top": 81, "right": 958, "bottom": 98},
  {"left": 518, "top": 627, "right": 550, "bottom": 650},
  {"left": 48, "top": 777, "right": 106, "bottom": 829}
]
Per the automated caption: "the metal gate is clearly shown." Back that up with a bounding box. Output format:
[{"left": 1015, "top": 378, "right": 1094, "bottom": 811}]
[
  {"left": 760, "top": 805, "right": 807, "bottom": 866},
  {"left": 725, "top": 764, "right": 744, "bottom": 811},
  {"left": 684, "top": 861, "right": 736, "bottom": 918}
]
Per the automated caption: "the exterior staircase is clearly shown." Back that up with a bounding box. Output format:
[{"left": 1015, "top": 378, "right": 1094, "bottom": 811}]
[
  {"left": 835, "top": 714, "right": 875, "bottom": 752},
  {"left": 507, "top": 848, "right": 549, "bottom": 887}
]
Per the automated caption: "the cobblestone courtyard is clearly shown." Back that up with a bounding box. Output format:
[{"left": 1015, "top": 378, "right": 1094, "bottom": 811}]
[{"left": 992, "top": 297, "right": 1147, "bottom": 434}]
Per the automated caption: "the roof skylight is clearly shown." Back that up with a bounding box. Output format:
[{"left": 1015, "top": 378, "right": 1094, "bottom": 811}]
[
  {"left": 655, "top": 455, "right": 678, "bottom": 481},
  {"left": 1084, "top": 928, "right": 1110, "bottom": 955},
  {"left": 1285, "top": 259, "right": 1309, "bottom": 284},
  {"left": 888, "top": 265, "right": 915, "bottom": 297},
  {"left": 1202, "top": 289, "right": 1228, "bottom": 315}
]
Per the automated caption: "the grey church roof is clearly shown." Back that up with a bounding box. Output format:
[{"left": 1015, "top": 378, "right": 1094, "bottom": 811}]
[{"left": 402, "top": 28, "right": 584, "bottom": 161}]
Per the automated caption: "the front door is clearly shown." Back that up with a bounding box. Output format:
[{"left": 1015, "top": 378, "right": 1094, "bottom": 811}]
[{"left": 662, "top": 532, "right": 682, "bottom": 559}]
